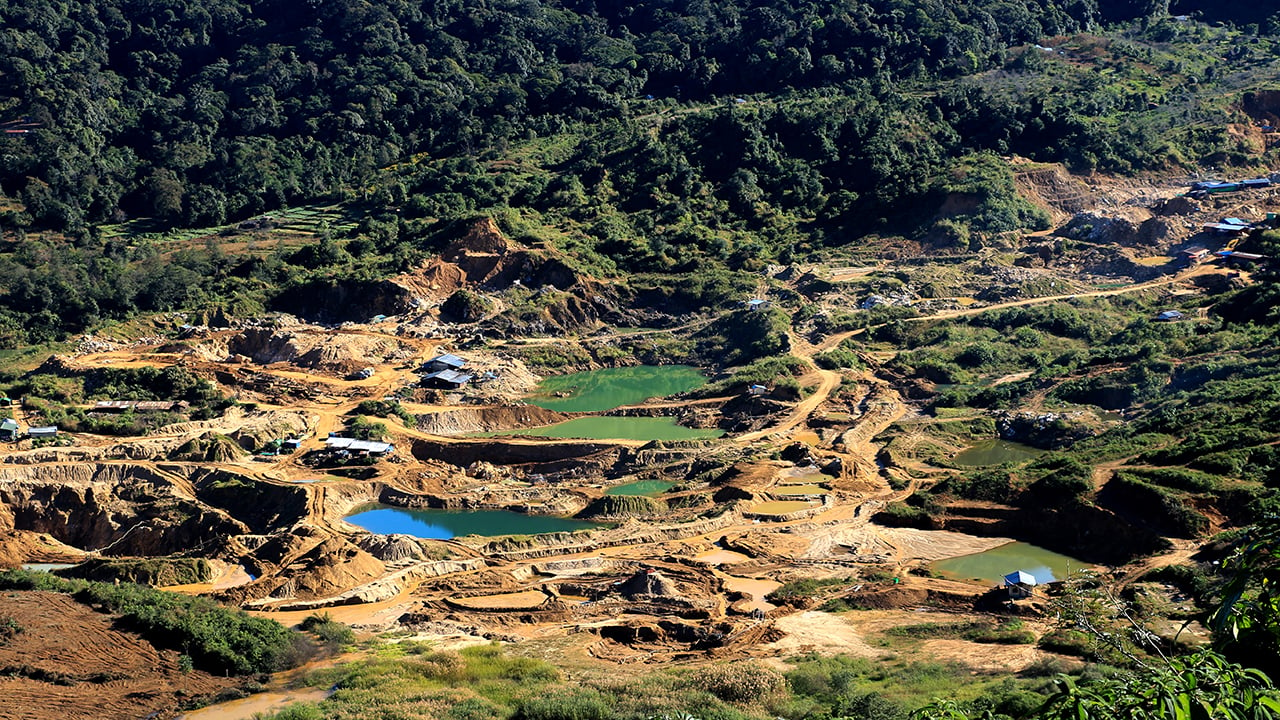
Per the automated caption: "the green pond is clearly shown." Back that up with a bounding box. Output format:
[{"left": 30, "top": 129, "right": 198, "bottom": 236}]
[
  {"left": 345, "top": 504, "right": 604, "bottom": 539},
  {"left": 953, "top": 439, "right": 1043, "bottom": 466},
  {"left": 930, "top": 541, "right": 1089, "bottom": 585},
  {"left": 606, "top": 480, "right": 675, "bottom": 496},
  {"left": 509, "top": 416, "right": 723, "bottom": 441},
  {"left": 529, "top": 365, "right": 707, "bottom": 412}
]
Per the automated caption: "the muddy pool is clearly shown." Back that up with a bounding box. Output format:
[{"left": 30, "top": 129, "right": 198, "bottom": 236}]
[
  {"left": 953, "top": 439, "right": 1043, "bottom": 466},
  {"left": 929, "top": 541, "right": 1090, "bottom": 585}
]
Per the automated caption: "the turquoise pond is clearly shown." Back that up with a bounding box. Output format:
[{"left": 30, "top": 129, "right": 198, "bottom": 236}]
[
  {"left": 528, "top": 365, "right": 708, "bottom": 412},
  {"left": 344, "top": 505, "right": 604, "bottom": 539},
  {"left": 605, "top": 480, "right": 676, "bottom": 496},
  {"left": 953, "top": 439, "right": 1043, "bottom": 466},
  {"left": 929, "top": 542, "right": 1089, "bottom": 585}
]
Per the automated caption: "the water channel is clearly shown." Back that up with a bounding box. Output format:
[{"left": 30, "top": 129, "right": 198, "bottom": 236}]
[
  {"left": 929, "top": 541, "right": 1089, "bottom": 585},
  {"left": 952, "top": 439, "right": 1043, "bottom": 466},
  {"left": 528, "top": 365, "right": 708, "bottom": 412},
  {"left": 344, "top": 504, "right": 605, "bottom": 539}
]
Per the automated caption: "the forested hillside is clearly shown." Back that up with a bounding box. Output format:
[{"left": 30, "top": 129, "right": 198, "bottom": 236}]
[{"left": 0, "top": 0, "right": 1272, "bottom": 233}]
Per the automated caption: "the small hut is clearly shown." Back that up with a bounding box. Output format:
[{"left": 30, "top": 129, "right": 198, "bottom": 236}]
[{"left": 1003, "top": 570, "right": 1038, "bottom": 599}]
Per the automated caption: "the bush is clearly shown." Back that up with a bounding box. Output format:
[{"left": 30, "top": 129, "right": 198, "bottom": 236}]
[
  {"left": 300, "top": 613, "right": 356, "bottom": 649},
  {"left": 354, "top": 399, "right": 416, "bottom": 428},
  {"left": 515, "top": 689, "right": 617, "bottom": 720},
  {"left": 693, "top": 661, "right": 785, "bottom": 703},
  {"left": 346, "top": 415, "right": 389, "bottom": 440}
]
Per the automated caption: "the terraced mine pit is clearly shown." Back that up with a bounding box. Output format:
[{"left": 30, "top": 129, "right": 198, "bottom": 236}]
[{"left": 0, "top": 199, "right": 1246, "bottom": 718}]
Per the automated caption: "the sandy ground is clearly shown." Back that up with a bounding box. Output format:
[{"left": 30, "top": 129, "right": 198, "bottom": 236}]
[{"left": 762, "top": 611, "right": 887, "bottom": 658}]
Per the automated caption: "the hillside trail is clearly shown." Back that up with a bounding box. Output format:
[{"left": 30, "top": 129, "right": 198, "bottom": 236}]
[{"left": 730, "top": 331, "right": 840, "bottom": 446}]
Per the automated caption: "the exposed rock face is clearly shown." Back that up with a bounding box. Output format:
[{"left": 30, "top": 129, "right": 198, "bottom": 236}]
[
  {"left": 413, "top": 405, "right": 569, "bottom": 435},
  {"left": 0, "top": 464, "right": 247, "bottom": 556}
]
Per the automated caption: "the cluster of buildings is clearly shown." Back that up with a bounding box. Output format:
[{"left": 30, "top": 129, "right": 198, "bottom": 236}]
[
  {"left": 0, "top": 419, "right": 57, "bottom": 442},
  {"left": 321, "top": 434, "right": 395, "bottom": 457},
  {"left": 421, "top": 353, "right": 474, "bottom": 390},
  {"left": 1188, "top": 177, "right": 1273, "bottom": 197}
]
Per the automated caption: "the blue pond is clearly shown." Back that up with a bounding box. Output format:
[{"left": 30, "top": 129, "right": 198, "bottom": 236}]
[{"left": 345, "top": 504, "right": 604, "bottom": 539}]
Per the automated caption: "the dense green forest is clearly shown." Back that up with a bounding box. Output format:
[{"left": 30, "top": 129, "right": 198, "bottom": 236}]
[
  {"left": 1, "top": 1, "right": 1279, "bottom": 346},
  {"left": 2, "top": 0, "right": 1272, "bottom": 232}
]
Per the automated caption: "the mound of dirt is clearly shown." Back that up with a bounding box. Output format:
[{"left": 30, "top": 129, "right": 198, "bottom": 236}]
[
  {"left": 225, "top": 327, "right": 413, "bottom": 374},
  {"left": 356, "top": 533, "right": 427, "bottom": 563},
  {"left": 170, "top": 432, "right": 246, "bottom": 462},
  {"left": 618, "top": 568, "right": 682, "bottom": 598},
  {"left": 227, "top": 531, "right": 387, "bottom": 603},
  {"left": 393, "top": 218, "right": 581, "bottom": 304}
]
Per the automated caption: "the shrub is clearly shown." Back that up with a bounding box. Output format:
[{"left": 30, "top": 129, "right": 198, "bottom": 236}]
[
  {"left": 515, "top": 687, "right": 616, "bottom": 720},
  {"left": 301, "top": 613, "right": 356, "bottom": 649},
  {"left": 693, "top": 661, "right": 785, "bottom": 703}
]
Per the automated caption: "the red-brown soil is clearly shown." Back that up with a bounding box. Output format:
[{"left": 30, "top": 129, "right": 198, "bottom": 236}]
[{"left": 0, "top": 592, "right": 236, "bottom": 720}]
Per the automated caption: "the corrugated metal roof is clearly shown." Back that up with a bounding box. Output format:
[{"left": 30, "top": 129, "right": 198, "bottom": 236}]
[
  {"left": 424, "top": 369, "right": 473, "bottom": 385},
  {"left": 324, "top": 436, "right": 394, "bottom": 453},
  {"left": 426, "top": 353, "right": 467, "bottom": 368}
]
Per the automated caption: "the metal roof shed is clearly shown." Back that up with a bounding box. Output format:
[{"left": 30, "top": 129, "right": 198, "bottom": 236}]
[
  {"left": 425, "top": 353, "right": 467, "bottom": 370},
  {"left": 1003, "top": 570, "right": 1038, "bottom": 587}
]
